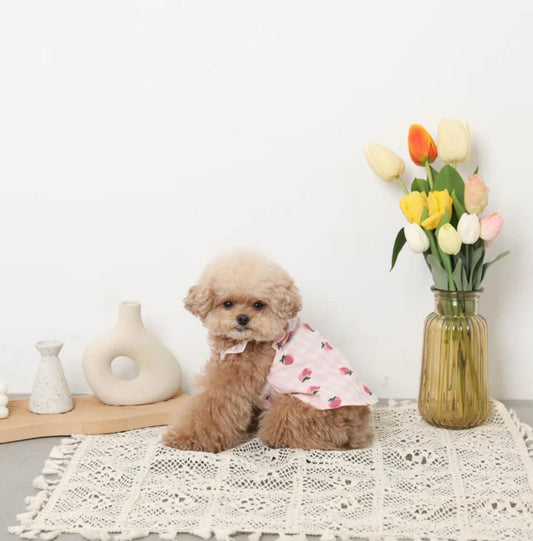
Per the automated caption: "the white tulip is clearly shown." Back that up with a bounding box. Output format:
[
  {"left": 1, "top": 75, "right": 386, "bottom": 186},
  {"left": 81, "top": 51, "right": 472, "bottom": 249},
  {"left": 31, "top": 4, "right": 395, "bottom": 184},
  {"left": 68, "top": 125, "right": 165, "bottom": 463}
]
[
  {"left": 365, "top": 143, "right": 405, "bottom": 182},
  {"left": 404, "top": 223, "right": 430, "bottom": 253},
  {"left": 0, "top": 381, "right": 7, "bottom": 394},
  {"left": 0, "top": 394, "right": 8, "bottom": 407},
  {"left": 437, "top": 119, "right": 471, "bottom": 163},
  {"left": 0, "top": 406, "right": 8, "bottom": 419},
  {"left": 457, "top": 213, "right": 480, "bottom": 244}
]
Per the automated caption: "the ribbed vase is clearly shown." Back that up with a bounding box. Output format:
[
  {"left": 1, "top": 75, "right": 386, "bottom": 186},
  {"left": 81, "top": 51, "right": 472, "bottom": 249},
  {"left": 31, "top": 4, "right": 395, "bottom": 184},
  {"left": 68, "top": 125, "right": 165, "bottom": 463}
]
[{"left": 418, "top": 288, "right": 489, "bottom": 429}]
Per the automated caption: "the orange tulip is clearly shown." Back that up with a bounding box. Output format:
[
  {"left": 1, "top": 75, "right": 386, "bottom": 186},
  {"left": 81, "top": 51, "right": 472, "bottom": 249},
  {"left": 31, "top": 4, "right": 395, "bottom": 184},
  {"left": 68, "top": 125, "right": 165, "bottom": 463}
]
[{"left": 408, "top": 124, "right": 438, "bottom": 166}]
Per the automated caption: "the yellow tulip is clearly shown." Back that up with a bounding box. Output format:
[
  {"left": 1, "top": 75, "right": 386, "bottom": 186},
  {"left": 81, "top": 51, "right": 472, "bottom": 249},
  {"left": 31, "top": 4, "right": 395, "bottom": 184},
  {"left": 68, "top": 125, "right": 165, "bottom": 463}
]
[
  {"left": 421, "top": 189, "right": 453, "bottom": 230},
  {"left": 438, "top": 223, "right": 462, "bottom": 255},
  {"left": 399, "top": 191, "right": 428, "bottom": 225}
]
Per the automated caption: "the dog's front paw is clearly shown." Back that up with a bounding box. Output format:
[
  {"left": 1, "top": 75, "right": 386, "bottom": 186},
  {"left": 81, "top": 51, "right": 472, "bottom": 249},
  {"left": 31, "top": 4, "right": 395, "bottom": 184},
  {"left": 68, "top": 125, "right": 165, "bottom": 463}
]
[
  {"left": 162, "top": 428, "right": 199, "bottom": 451},
  {"left": 162, "top": 426, "right": 224, "bottom": 453}
]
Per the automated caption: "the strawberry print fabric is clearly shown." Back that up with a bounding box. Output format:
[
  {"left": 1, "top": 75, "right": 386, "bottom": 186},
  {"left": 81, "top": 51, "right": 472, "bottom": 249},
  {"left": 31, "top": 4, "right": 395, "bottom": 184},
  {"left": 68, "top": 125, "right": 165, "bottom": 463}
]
[{"left": 260, "top": 318, "right": 378, "bottom": 410}]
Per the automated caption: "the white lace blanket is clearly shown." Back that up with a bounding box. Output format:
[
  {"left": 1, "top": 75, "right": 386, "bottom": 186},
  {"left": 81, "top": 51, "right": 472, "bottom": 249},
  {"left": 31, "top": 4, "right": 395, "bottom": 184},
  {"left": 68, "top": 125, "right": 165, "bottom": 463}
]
[{"left": 9, "top": 401, "right": 533, "bottom": 541}]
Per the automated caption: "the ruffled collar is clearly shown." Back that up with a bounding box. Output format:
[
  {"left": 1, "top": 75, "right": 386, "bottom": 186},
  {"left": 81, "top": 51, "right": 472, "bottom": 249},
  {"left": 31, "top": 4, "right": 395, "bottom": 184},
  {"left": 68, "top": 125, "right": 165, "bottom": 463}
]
[{"left": 208, "top": 317, "right": 300, "bottom": 360}]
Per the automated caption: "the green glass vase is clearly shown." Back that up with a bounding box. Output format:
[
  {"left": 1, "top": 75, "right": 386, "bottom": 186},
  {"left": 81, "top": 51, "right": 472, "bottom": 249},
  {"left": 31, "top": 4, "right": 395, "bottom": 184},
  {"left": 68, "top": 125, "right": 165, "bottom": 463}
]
[{"left": 418, "top": 288, "right": 489, "bottom": 428}]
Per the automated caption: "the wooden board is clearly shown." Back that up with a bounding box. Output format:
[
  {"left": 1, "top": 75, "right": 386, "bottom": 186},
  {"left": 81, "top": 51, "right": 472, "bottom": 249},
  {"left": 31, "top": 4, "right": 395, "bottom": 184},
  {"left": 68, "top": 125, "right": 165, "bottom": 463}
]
[{"left": 0, "top": 391, "right": 189, "bottom": 443}]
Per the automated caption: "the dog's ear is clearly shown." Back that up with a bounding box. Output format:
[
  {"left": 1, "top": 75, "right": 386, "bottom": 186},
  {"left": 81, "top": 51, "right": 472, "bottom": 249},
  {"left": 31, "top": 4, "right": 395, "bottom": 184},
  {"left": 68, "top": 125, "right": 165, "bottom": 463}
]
[
  {"left": 270, "top": 280, "right": 302, "bottom": 320},
  {"left": 184, "top": 284, "right": 215, "bottom": 319}
]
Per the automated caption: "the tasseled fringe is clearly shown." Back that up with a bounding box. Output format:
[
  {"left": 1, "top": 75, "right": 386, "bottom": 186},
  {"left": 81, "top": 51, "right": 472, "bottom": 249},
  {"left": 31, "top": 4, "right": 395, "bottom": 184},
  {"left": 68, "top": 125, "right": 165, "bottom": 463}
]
[
  {"left": 16, "top": 510, "right": 37, "bottom": 526},
  {"left": 8, "top": 525, "right": 29, "bottom": 537},
  {"left": 39, "top": 531, "right": 62, "bottom": 540},
  {"left": 509, "top": 408, "right": 533, "bottom": 458},
  {"left": 24, "top": 491, "right": 49, "bottom": 512},
  {"left": 48, "top": 446, "right": 65, "bottom": 460},
  {"left": 60, "top": 434, "right": 85, "bottom": 446},
  {"left": 113, "top": 529, "right": 150, "bottom": 541},
  {"left": 160, "top": 531, "right": 178, "bottom": 540},
  {"left": 192, "top": 524, "right": 213, "bottom": 539},
  {"left": 214, "top": 529, "right": 236, "bottom": 541},
  {"left": 79, "top": 528, "right": 112, "bottom": 541},
  {"left": 320, "top": 531, "right": 336, "bottom": 541},
  {"left": 32, "top": 475, "right": 59, "bottom": 490},
  {"left": 9, "top": 434, "right": 85, "bottom": 540},
  {"left": 248, "top": 532, "right": 308, "bottom": 541},
  {"left": 20, "top": 529, "right": 41, "bottom": 539},
  {"left": 364, "top": 537, "right": 440, "bottom": 541},
  {"left": 41, "top": 458, "right": 67, "bottom": 475}
]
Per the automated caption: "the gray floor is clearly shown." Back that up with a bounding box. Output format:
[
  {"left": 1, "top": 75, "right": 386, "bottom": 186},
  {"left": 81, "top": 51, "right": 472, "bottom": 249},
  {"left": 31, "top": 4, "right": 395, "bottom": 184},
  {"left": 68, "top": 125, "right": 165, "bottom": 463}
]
[{"left": 1, "top": 399, "right": 532, "bottom": 541}]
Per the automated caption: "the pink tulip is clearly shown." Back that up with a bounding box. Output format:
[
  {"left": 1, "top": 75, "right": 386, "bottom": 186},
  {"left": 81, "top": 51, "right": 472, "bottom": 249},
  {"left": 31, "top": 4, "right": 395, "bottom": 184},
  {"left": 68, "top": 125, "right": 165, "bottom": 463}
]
[
  {"left": 480, "top": 212, "right": 504, "bottom": 245},
  {"left": 464, "top": 174, "right": 490, "bottom": 215}
]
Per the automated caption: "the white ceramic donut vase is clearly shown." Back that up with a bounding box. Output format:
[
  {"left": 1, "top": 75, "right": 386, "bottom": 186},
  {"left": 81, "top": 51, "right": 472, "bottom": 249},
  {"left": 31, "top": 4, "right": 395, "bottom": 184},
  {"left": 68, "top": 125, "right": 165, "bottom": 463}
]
[{"left": 83, "top": 302, "right": 182, "bottom": 406}]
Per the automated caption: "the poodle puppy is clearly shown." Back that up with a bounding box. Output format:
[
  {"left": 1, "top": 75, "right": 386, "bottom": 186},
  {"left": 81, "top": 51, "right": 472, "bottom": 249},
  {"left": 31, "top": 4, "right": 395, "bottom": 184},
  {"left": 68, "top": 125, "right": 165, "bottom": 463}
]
[{"left": 163, "top": 251, "right": 376, "bottom": 453}]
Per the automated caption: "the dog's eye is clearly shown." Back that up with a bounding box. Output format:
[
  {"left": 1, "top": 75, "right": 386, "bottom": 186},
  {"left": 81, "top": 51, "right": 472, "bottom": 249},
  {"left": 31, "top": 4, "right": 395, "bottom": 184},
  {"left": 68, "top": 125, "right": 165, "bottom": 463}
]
[
  {"left": 223, "top": 300, "right": 234, "bottom": 309},
  {"left": 253, "top": 301, "right": 264, "bottom": 310}
]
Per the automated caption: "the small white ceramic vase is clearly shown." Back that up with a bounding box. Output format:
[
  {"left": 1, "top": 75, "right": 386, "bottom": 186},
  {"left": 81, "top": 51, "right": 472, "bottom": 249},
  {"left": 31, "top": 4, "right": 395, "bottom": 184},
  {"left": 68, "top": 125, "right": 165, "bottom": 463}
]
[
  {"left": 29, "top": 341, "right": 73, "bottom": 414},
  {"left": 83, "top": 301, "right": 182, "bottom": 405}
]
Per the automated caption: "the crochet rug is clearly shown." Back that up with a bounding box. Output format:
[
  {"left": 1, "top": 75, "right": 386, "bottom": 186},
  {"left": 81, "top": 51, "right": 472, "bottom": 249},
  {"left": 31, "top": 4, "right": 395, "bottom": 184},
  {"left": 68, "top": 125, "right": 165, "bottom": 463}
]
[{"left": 9, "top": 401, "right": 533, "bottom": 541}]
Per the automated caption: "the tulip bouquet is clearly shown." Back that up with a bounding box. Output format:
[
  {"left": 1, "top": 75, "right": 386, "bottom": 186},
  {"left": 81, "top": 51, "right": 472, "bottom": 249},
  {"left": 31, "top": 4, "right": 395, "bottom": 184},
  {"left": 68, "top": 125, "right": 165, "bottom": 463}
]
[{"left": 365, "top": 120, "right": 509, "bottom": 293}]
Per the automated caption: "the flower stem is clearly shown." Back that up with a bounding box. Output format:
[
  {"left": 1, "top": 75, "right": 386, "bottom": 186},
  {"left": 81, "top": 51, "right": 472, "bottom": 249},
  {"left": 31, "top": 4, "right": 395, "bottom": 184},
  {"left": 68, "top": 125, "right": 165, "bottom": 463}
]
[
  {"left": 465, "top": 244, "right": 471, "bottom": 284},
  {"left": 425, "top": 229, "right": 442, "bottom": 267},
  {"left": 425, "top": 161, "right": 434, "bottom": 190},
  {"left": 442, "top": 254, "right": 457, "bottom": 291},
  {"left": 395, "top": 176, "right": 409, "bottom": 195}
]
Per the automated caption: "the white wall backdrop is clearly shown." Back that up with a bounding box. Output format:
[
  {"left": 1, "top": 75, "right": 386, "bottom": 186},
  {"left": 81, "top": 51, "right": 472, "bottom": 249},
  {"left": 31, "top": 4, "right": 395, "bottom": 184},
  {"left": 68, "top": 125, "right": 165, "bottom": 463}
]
[{"left": 1, "top": 0, "right": 532, "bottom": 398}]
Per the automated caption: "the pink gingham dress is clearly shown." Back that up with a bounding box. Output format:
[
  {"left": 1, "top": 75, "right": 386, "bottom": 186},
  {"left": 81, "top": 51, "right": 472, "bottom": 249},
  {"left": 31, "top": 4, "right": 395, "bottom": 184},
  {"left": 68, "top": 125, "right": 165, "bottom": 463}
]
[{"left": 215, "top": 317, "right": 378, "bottom": 410}]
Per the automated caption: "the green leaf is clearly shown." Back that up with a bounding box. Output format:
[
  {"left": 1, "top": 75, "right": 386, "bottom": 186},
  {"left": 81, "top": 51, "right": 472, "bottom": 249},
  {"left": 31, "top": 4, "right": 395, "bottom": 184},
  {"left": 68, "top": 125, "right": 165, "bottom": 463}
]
[
  {"left": 480, "top": 251, "right": 510, "bottom": 285},
  {"left": 451, "top": 189, "right": 466, "bottom": 221},
  {"left": 427, "top": 254, "right": 449, "bottom": 290},
  {"left": 474, "top": 166, "right": 479, "bottom": 174},
  {"left": 434, "top": 164, "right": 465, "bottom": 204},
  {"left": 473, "top": 262, "right": 484, "bottom": 290},
  {"left": 462, "top": 264, "right": 469, "bottom": 291},
  {"left": 455, "top": 250, "right": 472, "bottom": 290},
  {"left": 452, "top": 259, "right": 465, "bottom": 291},
  {"left": 469, "top": 241, "right": 485, "bottom": 290},
  {"left": 424, "top": 228, "right": 441, "bottom": 267},
  {"left": 390, "top": 227, "right": 406, "bottom": 271},
  {"left": 411, "top": 178, "right": 429, "bottom": 193}
]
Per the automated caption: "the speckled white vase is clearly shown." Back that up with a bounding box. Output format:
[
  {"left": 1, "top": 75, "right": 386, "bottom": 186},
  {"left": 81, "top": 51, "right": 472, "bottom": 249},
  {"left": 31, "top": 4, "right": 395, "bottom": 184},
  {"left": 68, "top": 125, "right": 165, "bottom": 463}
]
[
  {"left": 83, "top": 301, "right": 182, "bottom": 406},
  {"left": 29, "top": 341, "right": 73, "bottom": 414}
]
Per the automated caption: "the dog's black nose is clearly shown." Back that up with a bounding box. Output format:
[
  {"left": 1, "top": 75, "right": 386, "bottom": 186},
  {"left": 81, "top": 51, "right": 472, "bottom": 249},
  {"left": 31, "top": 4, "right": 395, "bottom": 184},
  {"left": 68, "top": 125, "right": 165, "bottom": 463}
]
[{"left": 236, "top": 314, "right": 250, "bottom": 327}]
